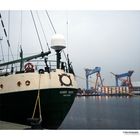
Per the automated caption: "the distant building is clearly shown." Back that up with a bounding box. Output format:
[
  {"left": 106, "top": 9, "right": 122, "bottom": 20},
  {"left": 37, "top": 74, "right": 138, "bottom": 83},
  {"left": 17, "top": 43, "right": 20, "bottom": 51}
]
[
  {"left": 132, "top": 81, "right": 140, "bottom": 94},
  {"left": 132, "top": 81, "right": 140, "bottom": 87}
]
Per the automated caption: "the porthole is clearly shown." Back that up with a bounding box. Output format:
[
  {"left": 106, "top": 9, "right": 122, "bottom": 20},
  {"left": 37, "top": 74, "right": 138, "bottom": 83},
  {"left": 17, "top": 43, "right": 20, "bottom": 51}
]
[{"left": 0, "top": 84, "right": 3, "bottom": 89}]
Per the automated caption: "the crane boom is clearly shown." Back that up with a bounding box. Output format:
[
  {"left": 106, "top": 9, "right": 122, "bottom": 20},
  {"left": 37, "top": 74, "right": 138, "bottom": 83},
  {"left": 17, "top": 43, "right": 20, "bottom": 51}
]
[
  {"left": 85, "top": 67, "right": 103, "bottom": 90},
  {"left": 111, "top": 70, "right": 134, "bottom": 87}
]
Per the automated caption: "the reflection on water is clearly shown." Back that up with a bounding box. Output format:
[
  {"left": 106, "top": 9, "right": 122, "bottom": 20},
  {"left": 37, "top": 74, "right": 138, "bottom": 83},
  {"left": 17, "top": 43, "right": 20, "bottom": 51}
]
[
  {"left": 59, "top": 96, "right": 140, "bottom": 129},
  {"left": 0, "top": 96, "right": 139, "bottom": 130}
]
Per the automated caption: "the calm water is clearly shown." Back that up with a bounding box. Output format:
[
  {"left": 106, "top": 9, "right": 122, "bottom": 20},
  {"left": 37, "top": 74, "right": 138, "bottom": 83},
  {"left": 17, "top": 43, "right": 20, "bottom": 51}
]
[
  {"left": 59, "top": 96, "right": 140, "bottom": 129},
  {"left": 0, "top": 96, "right": 140, "bottom": 129}
]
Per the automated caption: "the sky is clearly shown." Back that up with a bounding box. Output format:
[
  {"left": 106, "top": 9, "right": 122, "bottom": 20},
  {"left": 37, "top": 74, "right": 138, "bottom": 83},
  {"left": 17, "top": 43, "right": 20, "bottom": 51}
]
[{"left": 0, "top": 10, "right": 140, "bottom": 88}]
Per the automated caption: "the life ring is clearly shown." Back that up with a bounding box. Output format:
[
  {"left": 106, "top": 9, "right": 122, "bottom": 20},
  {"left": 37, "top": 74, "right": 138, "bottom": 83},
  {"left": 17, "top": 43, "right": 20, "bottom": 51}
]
[
  {"left": 25, "top": 80, "right": 30, "bottom": 86},
  {"left": 58, "top": 74, "right": 72, "bottom": 86},
  {"left": 24, "top": 62, "right": 34, "bottom": 72}
]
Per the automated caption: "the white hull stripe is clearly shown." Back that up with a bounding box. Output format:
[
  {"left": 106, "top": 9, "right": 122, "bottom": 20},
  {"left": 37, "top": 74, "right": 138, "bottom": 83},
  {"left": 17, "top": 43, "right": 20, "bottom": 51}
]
[{"left": 0, "top": 69, "right": 77, "bottom": 94}]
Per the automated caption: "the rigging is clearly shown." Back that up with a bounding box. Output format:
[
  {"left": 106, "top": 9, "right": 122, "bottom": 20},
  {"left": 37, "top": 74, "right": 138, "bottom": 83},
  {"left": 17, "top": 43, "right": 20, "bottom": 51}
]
[
  {"left": 45, "top": 11, "right": 56, "bottom": 34},
  {"left": 36, "top": 11, "right": 50, "bottom": 52},
  {"left": 30, "top": 10, "right": 44, "bottom": 52},
  {"left": 17, "top": 11, "right": 23, "bottom": 62},
  {"left": 0, "top": 12, "right": 14, "bottom": 61},
  {"left": 7, "top": 11, "right": 10, "bottom": 63},
  {"left": 0, "top": 37, "right": 4, "bottom": 62},
  {"left": 45, "top": 10, "right": 71, "bottom": 69},
  {"left": 17, "top": 11, "right": 23, "bottom": 49}
]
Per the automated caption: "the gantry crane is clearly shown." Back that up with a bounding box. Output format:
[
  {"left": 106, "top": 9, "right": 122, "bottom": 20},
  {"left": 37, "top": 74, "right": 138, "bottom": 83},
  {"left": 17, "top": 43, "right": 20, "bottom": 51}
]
[
  {"left": 85, "top": 67, "right": 103, "bottom": 91},
  {"left": 110, "top": 70, "right": 134, "bottom": 89}
]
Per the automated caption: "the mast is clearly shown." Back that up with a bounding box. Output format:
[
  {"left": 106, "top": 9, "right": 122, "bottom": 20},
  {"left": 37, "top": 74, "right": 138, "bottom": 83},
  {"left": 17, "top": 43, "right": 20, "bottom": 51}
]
[{"left": 20, "top": 47, "right": 23, "bottom": 71}]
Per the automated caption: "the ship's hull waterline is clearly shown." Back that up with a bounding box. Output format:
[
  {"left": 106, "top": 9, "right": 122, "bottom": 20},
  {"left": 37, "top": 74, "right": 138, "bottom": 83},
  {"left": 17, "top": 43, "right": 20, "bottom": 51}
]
[{"left": 0, "top": 70, "right": 77, "bottom": 129}]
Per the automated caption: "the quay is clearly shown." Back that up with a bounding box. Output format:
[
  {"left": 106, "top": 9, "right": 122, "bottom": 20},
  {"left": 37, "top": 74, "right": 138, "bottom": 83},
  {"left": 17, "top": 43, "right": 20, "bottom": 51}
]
[{"left": 77, "top": 86, "right": 140, "bottom": 96}]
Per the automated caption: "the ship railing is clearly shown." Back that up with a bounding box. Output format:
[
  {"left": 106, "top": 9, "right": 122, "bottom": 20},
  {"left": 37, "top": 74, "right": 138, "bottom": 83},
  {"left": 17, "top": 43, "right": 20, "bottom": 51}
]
[
  {"left": 29, "top": 59, "right": 68, "bottom": 72},
  {"left": 0, "top": 59, "right": 68, "bottom": 76}
]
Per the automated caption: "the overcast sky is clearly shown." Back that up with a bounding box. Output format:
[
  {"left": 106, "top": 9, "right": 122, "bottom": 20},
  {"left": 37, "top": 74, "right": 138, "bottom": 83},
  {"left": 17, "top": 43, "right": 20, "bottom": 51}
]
[{"left": 0, "top": 11, "right": 140, "bottom": 88}]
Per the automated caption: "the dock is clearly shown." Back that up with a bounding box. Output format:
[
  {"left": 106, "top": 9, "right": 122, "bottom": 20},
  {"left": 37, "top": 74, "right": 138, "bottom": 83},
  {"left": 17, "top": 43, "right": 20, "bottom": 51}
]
[{"left": 77, "top": 86, "right": 140, "bottom": 96}]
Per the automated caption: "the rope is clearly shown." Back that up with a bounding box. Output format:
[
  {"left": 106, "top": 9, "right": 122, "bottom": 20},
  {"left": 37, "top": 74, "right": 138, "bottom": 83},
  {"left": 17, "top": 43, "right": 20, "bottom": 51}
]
[
  {"left": 30, "top": 10, "right": 44, "bottom": 52},
  {"left": 7, "top": 11, "right": 10, "bottom": 63},
  {"left": 20, "top": 11, "right": 22, "bottom": 47},
  {"left": 32, "top": 74, "right": 42, "bottom": 123},
  {"left": 8, "top": 11, "right": 10, "bottom": 40},
  {"left": 36, "top": 11, "right": 50, "bottom": 52},
  {"left": 62, "top": 50, "right": 68, "bottom": 61},
  {"left": 0, "top": 12, "right": 14, "bottom": 61},
  {"left": 17, "top": 11, "right": 23, "bottom": 62},
  {"left": 45, "top": 10, "right": 56, "bottom": 34},
  {"left": 0, "top": 37, "right": 5, "bottom": 62},
  {"left": 66, "top": 12, "right": 69, "bottom": 55},
  {"left": 17, "top": 11, "right": 22, "bottom": 49}
]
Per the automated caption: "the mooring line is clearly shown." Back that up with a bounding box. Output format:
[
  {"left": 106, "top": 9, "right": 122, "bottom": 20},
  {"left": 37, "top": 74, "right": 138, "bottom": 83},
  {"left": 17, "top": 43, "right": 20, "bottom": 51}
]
[{"left": 32, "top": 73, "right": 42, "bottom": 123}]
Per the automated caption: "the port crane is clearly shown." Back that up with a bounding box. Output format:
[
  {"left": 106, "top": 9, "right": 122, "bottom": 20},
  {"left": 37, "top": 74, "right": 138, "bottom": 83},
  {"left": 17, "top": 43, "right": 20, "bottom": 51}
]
[
  {"left": 111, "top": 70, "right": 134, "bottom": 89},
  {"left": 85, "top": 67, "right": 103, "bottom": 91}
]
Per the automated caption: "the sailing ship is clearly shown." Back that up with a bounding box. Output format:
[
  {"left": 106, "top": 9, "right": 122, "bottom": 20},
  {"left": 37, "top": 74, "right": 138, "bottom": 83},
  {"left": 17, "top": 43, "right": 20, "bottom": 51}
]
[{"left": 0, "top": 11, "right": 77, "bottom": 129}]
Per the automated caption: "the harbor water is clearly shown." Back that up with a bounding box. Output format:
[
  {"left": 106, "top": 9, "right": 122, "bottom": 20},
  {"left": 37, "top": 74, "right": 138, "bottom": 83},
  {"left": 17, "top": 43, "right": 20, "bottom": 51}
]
[
  {"left": 59, "top": 95, "right": 140, "bottom": 129},
  {"left": 0, "top": 95, "right": 140, "bottom": 130}
]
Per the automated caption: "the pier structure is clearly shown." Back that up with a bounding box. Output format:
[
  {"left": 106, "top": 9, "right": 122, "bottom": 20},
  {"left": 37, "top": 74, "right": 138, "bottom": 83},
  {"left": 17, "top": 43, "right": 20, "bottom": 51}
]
[
  {"left": 77, "top": 86, "right": 132, "bottom": 96},
  {"left": 99, "top": 86, "right": 130, "bottom": 95}
]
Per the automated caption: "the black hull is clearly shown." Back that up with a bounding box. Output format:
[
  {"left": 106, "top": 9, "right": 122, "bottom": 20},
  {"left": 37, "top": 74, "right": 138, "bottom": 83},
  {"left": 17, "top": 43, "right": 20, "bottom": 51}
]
[{"left": 0, "top": 88, "right": 77, "bottom": 129}]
